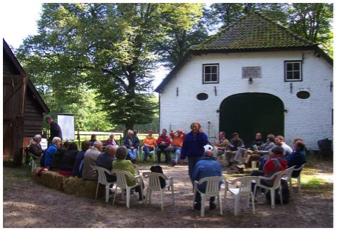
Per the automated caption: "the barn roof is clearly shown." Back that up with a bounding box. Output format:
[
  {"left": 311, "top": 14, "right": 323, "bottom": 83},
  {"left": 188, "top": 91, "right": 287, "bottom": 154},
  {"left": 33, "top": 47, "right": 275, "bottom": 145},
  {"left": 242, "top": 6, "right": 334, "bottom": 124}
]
[
  {"left": 3, "top": 39, "right": 50, "bottom": 113},
  {"left": 155, "top": 12, "right": 332, "bottom": 93},
  {"left": 192, "top": 12, "right": 316, "bottom": 50}
]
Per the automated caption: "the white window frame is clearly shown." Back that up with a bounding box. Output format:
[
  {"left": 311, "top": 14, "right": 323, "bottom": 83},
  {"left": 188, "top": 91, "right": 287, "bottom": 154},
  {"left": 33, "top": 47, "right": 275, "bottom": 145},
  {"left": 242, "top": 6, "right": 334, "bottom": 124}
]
[
  {"left": 203, "top": 64, "right": 219, "bottom": 84},
  {"left": 284, "top": 61, "right": 302, "bottom": 82}
]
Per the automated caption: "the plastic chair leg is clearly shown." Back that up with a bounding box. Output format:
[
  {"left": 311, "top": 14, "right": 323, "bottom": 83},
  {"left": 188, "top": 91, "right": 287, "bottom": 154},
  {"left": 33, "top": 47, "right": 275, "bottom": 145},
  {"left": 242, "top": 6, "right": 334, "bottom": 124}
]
[
  {"left": 126, "top": 188, "right": 131, "bottom": 208},
  {"left": 95, "top": 182, "right": 99, "bottom": 199},
  {"left": 160, "top": 190, "right": 164, "bottom": 211},
  {"left": 251, "top": 192, "right": 256, "bottom": 214},
  {"left": 218, "top": 192, "right": 223, "bottom": 215},
  {"left": 298, "top": 177, "right": 301, "bottom": 192},
  {"left": 171, "top": 184, "right": 175, "bottom": 204},
  {"left": 112, "top": 185, "right": 117, "bottom": 205},
  {"left": 105, "top": 185, "right": 110, "bottom": 203},
  {"left": 270, "top": 189, "right": 275, "bottom": 208},
  {"left": 200, "top": 195, "right": 206, "bottom": 217},
  {"left": 234, "top": 194, "right": 239, "bottom": 216}
]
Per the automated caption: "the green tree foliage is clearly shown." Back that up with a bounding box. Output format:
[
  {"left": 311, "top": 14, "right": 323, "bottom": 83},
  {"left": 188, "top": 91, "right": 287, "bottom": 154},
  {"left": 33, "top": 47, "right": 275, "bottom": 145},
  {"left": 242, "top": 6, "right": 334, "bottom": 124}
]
[
  {"left": 288, "top": 3, "right": 333, "bottom": 56},
  {"left": 204, "top": 3, "right": 288, "bottom": 32},
  {"left": 153, "top": 3, "right": 207, "bottom": 68},
  {"left": 17, "top": 3, "right": 203, "bottom": 132}
]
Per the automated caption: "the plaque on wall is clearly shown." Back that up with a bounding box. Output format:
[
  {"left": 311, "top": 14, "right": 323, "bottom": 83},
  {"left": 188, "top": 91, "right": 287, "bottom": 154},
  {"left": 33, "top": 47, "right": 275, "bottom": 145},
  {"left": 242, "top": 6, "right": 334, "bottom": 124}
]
[{"left": 242, "top": 66, "right": 261, "bottom": 79}]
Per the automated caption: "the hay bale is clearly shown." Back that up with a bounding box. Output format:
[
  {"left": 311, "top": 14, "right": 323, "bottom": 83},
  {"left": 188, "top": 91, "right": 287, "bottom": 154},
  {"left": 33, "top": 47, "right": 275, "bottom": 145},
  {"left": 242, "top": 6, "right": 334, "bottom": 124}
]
[
  {"left": 63, "top": 176, "right": 105, "bottom": 199},
  {"left": 32, "top": 169, "right": 65, "bottom": 191}
]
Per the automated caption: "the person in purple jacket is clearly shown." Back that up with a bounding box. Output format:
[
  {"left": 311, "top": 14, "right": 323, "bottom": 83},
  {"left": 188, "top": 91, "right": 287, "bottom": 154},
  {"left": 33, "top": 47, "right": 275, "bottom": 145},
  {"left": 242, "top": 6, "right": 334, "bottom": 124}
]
[{"left": 180, "top": 121, "right": 209, "bottom": 184}]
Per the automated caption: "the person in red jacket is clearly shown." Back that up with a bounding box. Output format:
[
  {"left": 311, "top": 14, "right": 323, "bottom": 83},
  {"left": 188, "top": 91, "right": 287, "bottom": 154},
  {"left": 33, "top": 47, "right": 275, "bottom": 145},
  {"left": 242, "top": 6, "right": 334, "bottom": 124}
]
[
  {"left": 156, "top": 129, "right": 171, "bottom": 164},
  {"left": 250, "top": 146, "right": 287, "bottom": 191}
]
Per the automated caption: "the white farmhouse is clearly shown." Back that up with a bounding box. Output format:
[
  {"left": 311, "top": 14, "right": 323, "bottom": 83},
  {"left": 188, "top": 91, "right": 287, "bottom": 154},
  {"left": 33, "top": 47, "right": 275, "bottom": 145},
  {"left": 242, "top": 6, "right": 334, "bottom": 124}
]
[{"left": 154, "top": 12, "right": 333, "bottom": 151}]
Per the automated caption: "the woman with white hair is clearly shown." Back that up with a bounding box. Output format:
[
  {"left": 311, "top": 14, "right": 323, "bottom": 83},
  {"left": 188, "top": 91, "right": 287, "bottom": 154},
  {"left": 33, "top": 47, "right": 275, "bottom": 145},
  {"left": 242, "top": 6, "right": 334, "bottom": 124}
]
[
  {"left": 43, "top": 137, "right": 62, "bottom": 168},
  {"left": 29, "top": 134, "right": 44, "bottom": 157},
  {"left": 123, "top": 130, "right": 140, "bottom": 163}
]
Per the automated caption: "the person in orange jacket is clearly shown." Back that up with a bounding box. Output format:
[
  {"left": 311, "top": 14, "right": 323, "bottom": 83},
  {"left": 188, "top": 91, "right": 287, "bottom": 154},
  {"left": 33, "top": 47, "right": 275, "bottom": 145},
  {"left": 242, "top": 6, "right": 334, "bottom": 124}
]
[
  {"left": 142, "top": 130, "right": 157, "bottom": 162},
  {"left": 170, "top": 129, "right": 187, "bottom": 166}
]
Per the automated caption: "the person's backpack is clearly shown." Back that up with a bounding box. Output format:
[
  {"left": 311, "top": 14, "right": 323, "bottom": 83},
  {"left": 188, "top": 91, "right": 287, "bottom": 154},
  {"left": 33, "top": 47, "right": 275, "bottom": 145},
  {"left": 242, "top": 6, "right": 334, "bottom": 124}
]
[
  {"left": 265, "top": 179, "right": 290, "bottom": 204},
  {"left": 150, "top": 165, "right": 166, "bottom": 188}
]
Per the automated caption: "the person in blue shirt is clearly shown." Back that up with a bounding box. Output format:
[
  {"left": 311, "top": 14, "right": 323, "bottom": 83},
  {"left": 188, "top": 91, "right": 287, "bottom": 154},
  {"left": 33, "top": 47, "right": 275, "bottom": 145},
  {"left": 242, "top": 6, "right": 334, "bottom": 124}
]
[
  {"left": 44, "top": 137, "right": 61, "bottom": 167},
  {"left": 191, "top": 149, "right": 223, "bottom": 211},
  {"left": 180, "top": 121, "right": 209, "bottom": 184},
  {"left": 286, "top": 141, "right": 307, "bottom": 177}
]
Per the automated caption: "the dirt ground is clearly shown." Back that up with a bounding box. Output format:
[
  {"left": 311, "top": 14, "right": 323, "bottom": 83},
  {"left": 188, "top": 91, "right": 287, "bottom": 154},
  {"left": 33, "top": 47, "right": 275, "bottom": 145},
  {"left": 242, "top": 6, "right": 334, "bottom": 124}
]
[{"left": 3, "top": 160, "right": 334, "bottom": 228}]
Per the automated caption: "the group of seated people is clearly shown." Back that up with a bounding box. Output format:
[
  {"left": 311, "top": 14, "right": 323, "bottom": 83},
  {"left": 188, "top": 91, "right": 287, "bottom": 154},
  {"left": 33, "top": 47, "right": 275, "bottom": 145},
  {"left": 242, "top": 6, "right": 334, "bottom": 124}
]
[
  {"left": 29, "top": 130, "right": 307, "bottom": 209},
  {"left": 143, "top": 128, "right": 186, "bottom": 166},
  {"left": 29, "top": 135, "right": 145, "bottom": 201},
  {"left": 213, "top": 131, "right": 298, "bottom": 168}
]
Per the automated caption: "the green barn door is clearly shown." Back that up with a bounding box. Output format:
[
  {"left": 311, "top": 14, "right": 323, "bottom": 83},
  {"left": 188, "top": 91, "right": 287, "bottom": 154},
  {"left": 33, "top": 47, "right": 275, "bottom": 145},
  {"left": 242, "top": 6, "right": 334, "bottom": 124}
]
[{"left": 219, "top": 93, "right": 284, "bottom": 146}]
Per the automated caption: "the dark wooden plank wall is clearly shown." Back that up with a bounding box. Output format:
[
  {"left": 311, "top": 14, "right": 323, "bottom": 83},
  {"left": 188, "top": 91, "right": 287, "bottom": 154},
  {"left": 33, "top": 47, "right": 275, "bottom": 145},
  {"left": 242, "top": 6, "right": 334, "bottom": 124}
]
[
  {"left": 3, "top": 54, "right": 26, "bottom": 166},
  {"left": 24, "top": 89, "right": 44, "bottom": 138}
]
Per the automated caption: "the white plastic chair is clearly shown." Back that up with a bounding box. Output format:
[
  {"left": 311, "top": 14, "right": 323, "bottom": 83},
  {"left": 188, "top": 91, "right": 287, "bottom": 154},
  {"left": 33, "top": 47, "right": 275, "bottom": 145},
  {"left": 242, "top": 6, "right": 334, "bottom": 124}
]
[
  {"left": 142, "top": 172, "right": 174, "bottom": 210},
  {"left": 224, "top": 176, "right": 259, "bottom": 216},
  {"left": 282, "top": 166, "right": 295, "bottom": 190},
  {"left": 140, "top": 146, "right": 156, "bottom": 162},
  {"left": 192, "top": 176, "right": 223, "bottom": 217},
  {"left": 110, "top": 169, "right": 144, "bottom": 208},
  {"left": 256, "top": 170, "right": 286, "bottom": 208},
  {"left": 92, "top": 166, "right": 115, "bottom": 203},
  {"left": 30, "top": 153, "right": 41, "bottom": 172},
  {"left": 290, "top": 164, "right": 305, "bottom": 192}
]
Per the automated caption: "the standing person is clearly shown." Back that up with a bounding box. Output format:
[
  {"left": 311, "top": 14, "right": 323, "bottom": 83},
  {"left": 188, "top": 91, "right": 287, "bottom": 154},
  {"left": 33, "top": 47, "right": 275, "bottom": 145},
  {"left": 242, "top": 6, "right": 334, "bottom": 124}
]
[
  {"left": 142, "top": 130, "right": 157, "bottom": 162},
  {"left": 82, "top": 141, "right": 103, "bottom": 181},
  {"left": 45, "top": 116, "right": 62, "bottom": 146},
  {"left": 180, "top": 121, "right": 209, "bottom": 184},
  {"left": 106, "top": 133, "right": 119, "bottom": 147},
  {"left": 192, "top": 149, "right": 223, "bottom": 210},
  {"left": 170, "top": 129, "right": 187, "bottom": 167},
  {"left": 123, "top": 130, "right": 140, "bottom": 163},
  {"left": 156, "top": 129, "right": 171, "bottom": 165},
  {"left": 89, "top": 134, "right": 97, "bottom": 147}
]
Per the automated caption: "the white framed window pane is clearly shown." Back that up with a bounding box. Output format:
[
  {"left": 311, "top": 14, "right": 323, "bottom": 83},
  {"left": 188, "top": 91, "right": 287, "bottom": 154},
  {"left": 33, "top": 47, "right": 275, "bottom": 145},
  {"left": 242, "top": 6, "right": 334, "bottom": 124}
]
[
  {"left": 205, "top": 66, "right": 211, "bottom": 74},
  {"left": 211, "top": 74, "right": 217, "bottom": 82},
  {"left": 287, "top": 72, "right": 293, "bottom": 79},
  {"left": 211, "top": 66, "right": 217, "bottom": 74},
  {"left": 205, "top": 74, "right": 211, "bottom": 82},
  {"left": 293, "top": 71, "right": 300, "bottom": 79},
  {"left": 294, "top": 63, "right": 300, "bottom": 70},
  {"left": 287, "top": 63, "right": 293, "bottom": 70}
]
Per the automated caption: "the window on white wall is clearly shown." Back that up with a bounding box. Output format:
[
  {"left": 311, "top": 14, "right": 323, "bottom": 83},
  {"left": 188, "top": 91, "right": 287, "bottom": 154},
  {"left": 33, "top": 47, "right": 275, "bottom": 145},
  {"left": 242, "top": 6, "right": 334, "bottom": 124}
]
[
  {"left": 203, "top": 64, "right": 219, "bottom": 84},
  {"left": 284, "top": 61, "right": 302, "bottom": 81}
]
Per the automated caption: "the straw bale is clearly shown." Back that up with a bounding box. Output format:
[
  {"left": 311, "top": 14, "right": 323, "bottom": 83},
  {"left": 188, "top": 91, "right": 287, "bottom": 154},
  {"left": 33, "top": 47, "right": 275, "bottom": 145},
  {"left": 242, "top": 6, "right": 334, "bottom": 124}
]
[
  {"left": 63, "top": 177, "right": 105, "bottom": 199},
  {"left": 32, "top": 169, "right": 65, "bottom": 191}
]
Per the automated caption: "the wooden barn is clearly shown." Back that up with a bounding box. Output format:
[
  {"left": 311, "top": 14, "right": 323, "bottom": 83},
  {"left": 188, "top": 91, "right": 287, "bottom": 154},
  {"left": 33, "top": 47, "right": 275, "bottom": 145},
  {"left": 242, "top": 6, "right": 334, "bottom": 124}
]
[{"left": 3, "top": 39, "right": 50, "bottom": 167}]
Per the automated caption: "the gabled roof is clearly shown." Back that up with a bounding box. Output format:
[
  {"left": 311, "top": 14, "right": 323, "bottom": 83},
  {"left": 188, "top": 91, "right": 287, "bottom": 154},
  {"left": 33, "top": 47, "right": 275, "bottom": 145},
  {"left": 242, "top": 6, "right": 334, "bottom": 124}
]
[
  {"left": 193, "top": 12, "right": 316, "bottom": 51},
  {"left": 3, "top": 39, "right": 26, "bottom": 76},
  {"left": 3, "top": 39, "right": 50, "bottom": 113},
  {"left": 155, "top": 12, "right": 332, "bottom": 93}
]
